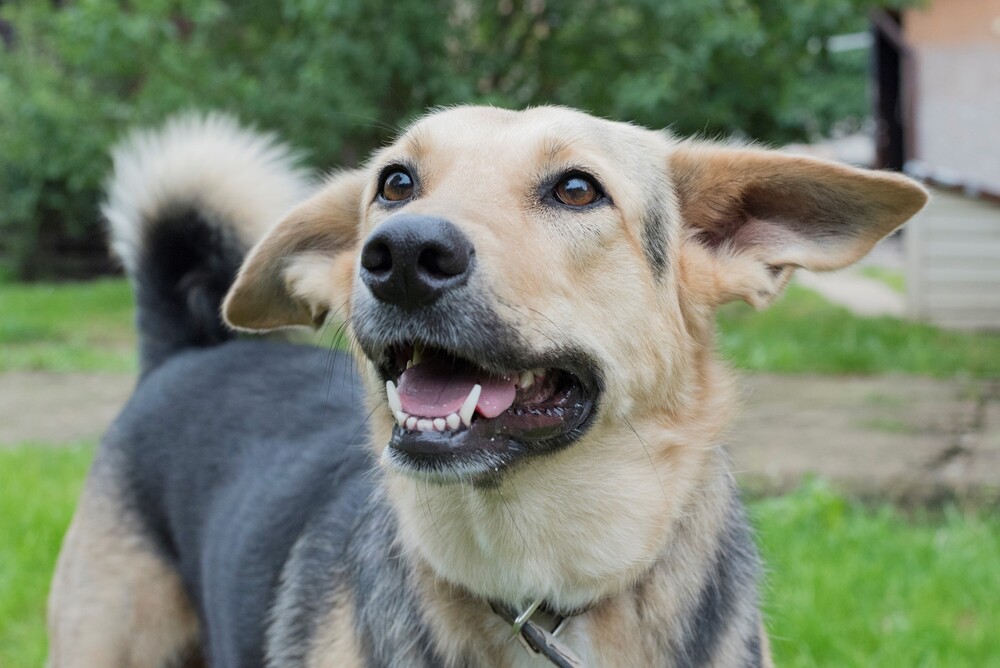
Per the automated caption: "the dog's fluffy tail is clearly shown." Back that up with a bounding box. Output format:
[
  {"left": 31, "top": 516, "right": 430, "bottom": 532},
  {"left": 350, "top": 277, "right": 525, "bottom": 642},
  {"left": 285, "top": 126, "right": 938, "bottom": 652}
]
[{"left": 103, "top": 113, "right": 312, "bottom": 376}]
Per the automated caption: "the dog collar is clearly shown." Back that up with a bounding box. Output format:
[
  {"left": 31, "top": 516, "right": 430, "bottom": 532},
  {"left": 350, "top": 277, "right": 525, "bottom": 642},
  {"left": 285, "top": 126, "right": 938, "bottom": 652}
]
[{"left": 490, "top": 598, "right": 586, "bottom": 667}]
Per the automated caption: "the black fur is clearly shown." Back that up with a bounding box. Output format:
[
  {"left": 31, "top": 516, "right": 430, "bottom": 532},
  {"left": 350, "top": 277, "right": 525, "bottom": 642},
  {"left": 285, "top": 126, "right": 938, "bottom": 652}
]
[{"left": 132, "top": 209, "right": 245, "bottom": 375}]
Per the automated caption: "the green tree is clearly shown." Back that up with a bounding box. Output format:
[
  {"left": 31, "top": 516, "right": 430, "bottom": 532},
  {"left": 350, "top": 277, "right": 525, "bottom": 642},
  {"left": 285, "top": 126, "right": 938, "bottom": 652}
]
[{"left": 0, "top": 0, "right": 909, "bottom": 279}]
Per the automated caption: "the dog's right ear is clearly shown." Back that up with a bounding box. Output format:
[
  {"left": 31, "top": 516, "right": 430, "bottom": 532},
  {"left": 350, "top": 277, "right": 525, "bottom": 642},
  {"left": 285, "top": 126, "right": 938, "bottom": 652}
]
[
  {"left": 224, "top": 169, "right": 368, "bottom": 331},
  {"left": 669, "top": 143, "right": 927, "bottom": 309}
]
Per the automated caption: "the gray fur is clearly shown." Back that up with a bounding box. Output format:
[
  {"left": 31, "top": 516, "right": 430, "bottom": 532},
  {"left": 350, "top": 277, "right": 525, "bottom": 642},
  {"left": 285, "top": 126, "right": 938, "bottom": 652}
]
[
  {"left": 347, "top": 490, "right": 447, "bottom": 667},
  {"left": 675, "top": 495, "right": 761, "bottom": 668},
  {"left": 266, "top": 486, "right": 449, "bottom": 667}
]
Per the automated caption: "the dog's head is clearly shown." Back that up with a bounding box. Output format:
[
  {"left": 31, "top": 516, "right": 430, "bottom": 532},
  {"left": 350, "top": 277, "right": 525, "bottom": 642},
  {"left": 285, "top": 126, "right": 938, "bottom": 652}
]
[
  {"left": 224, "top": 106, "right": 926, "bottom": 607},
  {"left": 224, "top": 106, "right": 926, "bottom": 485}
]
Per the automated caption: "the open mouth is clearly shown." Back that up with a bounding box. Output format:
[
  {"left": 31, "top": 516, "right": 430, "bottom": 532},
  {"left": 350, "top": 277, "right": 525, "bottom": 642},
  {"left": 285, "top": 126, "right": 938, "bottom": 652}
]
[{"left": 375, "top": 343, "right": 598, "bottom": 481}]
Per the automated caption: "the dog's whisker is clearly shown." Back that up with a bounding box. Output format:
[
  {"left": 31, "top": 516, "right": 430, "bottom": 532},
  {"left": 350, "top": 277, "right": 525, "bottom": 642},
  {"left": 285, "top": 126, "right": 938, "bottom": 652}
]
[
  {"left": 624, "top": 416, "right": 666, "bottom": 503},
  {"left": 500, "top": 302, "right": 561, "bottom": 350},
  {"left": 318, "top": 301, "right": 354, "bottom": 424},
  {"left": 418, "top": 479, "right": 448, "bottom": 545},
  {"left": 494, "top": 485, "right": 536, "bottom": 569}
]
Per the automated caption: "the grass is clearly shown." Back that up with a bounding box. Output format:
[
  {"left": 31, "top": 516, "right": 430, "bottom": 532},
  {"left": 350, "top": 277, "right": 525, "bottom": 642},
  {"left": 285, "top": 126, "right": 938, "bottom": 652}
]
[
  {"left": 4, "top": 278, "right": 1000, "bottom": 378},
  {"left": 0, "top": 279, "right": 136, "bottom": 373},
  {"left": 1, "top": 447, "right": 997, "bottom": 667},
  {"left": 0, "top": 443, "right": 94, "bottom": 668},
  {"left": 717, "top": 284, "right": 1000, "bottom": 378},
  {"left": 755, "top": 482, "right": 1000, "bottom": 667}
]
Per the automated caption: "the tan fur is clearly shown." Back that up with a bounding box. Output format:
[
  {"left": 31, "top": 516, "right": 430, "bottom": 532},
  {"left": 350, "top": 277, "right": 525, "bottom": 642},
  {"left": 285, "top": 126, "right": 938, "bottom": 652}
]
[
  {"left": 222, "top": 105, "right": 927, "bottom": 665},
  {"left": 57, "top": 105, "right": 925, "bottom": 666},
  {"left": 224, "top": 169, "right": 367, "bottom": 330},
  {"left": 303, "top": 588, "right": 364, "bottom": 668},
  {"left": 48, "top": 474, "right": 201, "bottom": 668}
]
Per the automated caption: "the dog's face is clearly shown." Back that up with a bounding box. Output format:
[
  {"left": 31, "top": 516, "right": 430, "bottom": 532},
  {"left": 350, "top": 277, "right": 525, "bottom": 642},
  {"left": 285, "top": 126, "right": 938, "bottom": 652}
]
[
  {"left": 224, "top": 105, "right": 925, "bottom": 607},
  {"left": 226, "top": 105, "right": 925, "bottom": 484}
]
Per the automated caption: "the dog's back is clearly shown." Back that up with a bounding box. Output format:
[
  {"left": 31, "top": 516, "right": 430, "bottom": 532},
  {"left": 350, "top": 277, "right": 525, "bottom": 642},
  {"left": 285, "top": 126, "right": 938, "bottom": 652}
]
[{"left": 50, "top": 116, "right": 375, "bottom": 667}]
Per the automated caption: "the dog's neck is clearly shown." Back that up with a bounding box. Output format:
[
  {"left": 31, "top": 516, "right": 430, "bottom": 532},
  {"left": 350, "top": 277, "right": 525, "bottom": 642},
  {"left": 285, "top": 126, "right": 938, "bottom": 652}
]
[
  {"left": 402, "top": 448, "right": 757, "bottom": 666},
  {"left": 358, "top": 359, "right": 762, "bottom": 665},
  {"left": 380, "top": 355, "right": 741, "bottom": 611}
]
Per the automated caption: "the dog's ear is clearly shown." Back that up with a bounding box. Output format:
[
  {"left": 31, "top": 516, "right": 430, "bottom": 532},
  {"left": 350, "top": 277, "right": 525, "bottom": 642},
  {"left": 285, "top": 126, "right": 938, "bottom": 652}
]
[
  {"left": 224, "top": 169, "right": 368, "bottom": 330},
  {"left": 670, "top": 143, "right": 928, "bottom": 308}
]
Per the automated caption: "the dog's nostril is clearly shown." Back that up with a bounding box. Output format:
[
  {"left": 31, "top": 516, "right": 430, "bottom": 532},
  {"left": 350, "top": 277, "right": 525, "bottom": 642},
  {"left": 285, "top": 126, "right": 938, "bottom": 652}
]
[
  {"left": 418, "top": 245, "right": 470, "bottom": 279},
  {"left": 361, "top": 241, "right": 392, "bottom": 274},
  {"left": 360, "top": 215, "right": 474, "bottom": 307}
]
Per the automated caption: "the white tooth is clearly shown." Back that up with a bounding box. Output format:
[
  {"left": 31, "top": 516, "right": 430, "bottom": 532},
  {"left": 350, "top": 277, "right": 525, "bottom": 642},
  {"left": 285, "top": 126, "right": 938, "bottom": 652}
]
[
  {"left": 412, "top": 347, "right": 423, "bottom": 365},
  {"left": 416, "top": 418, "right": 433, "bottom": 432},
  {"left": 395, "top": 411, "right": 408, "bottom": 427},
  {"left": 406, "top": 360, "right": 413, "bottom": 370},
  {"left": 386, "top": 380, "right": 402, "bottom": 414},
  {"left": 519, "top": 371, "right": 534, "bottom": 390},
  {"left": 459, "top": 384, "right": 481, "bottom": 427},
  {"left": 446, "top": 413, "right": 461, "bottom": 430},
  {"left": 405, "top": 417, "right": 418, "bottom": 431},
  {"left": 433, "top": 418, "right": 446, "bottom": 431}
]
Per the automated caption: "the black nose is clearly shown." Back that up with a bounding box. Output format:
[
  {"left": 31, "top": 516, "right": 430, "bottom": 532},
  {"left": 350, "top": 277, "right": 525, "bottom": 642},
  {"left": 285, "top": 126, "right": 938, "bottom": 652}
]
[{"left": 360, "top": 215, "right": 475, "bottom": 308}]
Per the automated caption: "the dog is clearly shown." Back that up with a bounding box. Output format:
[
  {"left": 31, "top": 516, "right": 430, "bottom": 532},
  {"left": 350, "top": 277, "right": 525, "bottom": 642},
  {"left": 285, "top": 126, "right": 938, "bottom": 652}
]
[{"left": 48, "top": 106, "right": 927, "bottom": 667}]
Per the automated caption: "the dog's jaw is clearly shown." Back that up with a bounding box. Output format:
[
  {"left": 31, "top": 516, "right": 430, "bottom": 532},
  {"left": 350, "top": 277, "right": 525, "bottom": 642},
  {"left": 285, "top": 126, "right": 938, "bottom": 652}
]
[{"left": 369, "top": 390, "right": 728, "bottom": 613}]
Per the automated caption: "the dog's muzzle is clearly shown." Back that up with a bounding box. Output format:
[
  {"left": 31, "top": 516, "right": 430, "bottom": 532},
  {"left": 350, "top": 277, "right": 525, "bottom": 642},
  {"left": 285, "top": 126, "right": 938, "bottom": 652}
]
[{"left": 352, "top": 215, "right": 601, "bottom": 484}]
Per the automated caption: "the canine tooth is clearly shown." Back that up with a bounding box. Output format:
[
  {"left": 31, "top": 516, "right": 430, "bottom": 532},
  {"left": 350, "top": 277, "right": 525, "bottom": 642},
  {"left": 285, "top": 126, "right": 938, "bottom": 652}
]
[
  {"left": 519, "top": 371, "right": 534, "bottom": 390},
  {"left": 416, "top": 418, "right": 433, "bottom": 432},
  {"left": 386, "top": 380, "right": 402, "bottom": 414},
  {"left": 395, "top": 411, "right": 408, "bottom": 427},
  {"left": 405, "top": 416, "right": 418, "bottom": 431},
  {"left": 433, "top": 418, "right": 446, "bottom": 431},
  {"left": 446, "top": 413, "right": 461, "bottom": 430},
  {"left": 412, "top": 346, "right": 423, "bottom": 366},
  {"left": 459, "top": 384, "right": 481, "bottom": 427},
  {"left": 406, "top": 360, "right": 413, "bottom": 370}
]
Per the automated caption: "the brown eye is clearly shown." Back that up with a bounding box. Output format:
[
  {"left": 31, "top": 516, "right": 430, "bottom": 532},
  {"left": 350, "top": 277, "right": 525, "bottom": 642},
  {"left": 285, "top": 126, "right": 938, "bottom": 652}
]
[
  {"left": 380, "top": 168, "right": 414, "bottom": 202},
  {"left": 554, "top": 174, "right": 601, "bottom": 207}
]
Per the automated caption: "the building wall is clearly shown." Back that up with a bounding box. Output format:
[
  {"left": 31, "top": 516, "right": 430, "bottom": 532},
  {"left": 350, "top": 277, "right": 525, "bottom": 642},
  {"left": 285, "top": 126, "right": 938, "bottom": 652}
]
[
  {"left": 906, "top": 189, "right": 1000, "bottom": 330},
  {"left": 904, "top": 0, "right": 1000, "bottom": 194}
]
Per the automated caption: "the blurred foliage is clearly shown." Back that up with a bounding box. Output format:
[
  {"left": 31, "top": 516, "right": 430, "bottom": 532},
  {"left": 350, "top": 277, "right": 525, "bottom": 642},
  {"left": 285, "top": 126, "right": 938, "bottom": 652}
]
[{"left": 0, "top": 0, "right": 910, "bottom": 279}]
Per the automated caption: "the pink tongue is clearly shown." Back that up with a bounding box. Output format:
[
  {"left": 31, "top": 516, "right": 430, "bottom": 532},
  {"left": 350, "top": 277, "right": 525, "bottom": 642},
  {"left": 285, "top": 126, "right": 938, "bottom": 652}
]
[{"left": 397, "top": 358, "right": 516, "bottom": 419}]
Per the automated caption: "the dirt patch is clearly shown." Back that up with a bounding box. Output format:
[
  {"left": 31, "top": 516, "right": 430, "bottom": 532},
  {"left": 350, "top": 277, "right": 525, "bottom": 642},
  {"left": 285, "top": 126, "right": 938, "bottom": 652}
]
[
  {"left": 3, "top": 370, "right": 999, "bottom": 504},
  {"left": 731, "top": 375, "right": 1000, "bottom": 506},
  {"left": 0, "top": 372, "right": 134, "bottom": 446}
]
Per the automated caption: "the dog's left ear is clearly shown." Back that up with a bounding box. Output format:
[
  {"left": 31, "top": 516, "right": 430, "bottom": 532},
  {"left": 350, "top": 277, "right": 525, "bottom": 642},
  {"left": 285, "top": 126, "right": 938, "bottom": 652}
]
[
  {"left": 670, "top": 143, "right": 928, "bottom": 307},
  {"left": 224, "top": 169, "right": 368, "bottom": 330}
]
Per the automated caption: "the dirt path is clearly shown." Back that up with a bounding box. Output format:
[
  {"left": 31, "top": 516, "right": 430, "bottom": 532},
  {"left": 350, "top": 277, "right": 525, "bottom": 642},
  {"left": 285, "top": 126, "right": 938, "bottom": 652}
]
[
  {"left": 0, "top": 372, "right": 134, "bottom": 445},
  {"left": 3, "top": 371, "right": 998, "bottom": 504},
  {"left": 731, "top": 374, "right": 1000, "bottom": 505}
]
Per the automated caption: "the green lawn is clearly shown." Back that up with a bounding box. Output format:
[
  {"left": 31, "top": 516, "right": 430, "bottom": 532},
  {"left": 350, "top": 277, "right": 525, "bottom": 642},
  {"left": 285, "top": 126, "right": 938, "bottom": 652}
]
[
  {"left": 754, "top": 482, "right": 1000, "bottom": 667},
  {"left": 718, "top": 284, "right": 1000, "bottom": 378},
  {"left": 4, "top": 278, "right": 1000, "bottom": 377},
  {"left": 0, "top": 443, "right": 94, "bottom": 668},
  {"left": 0, "top": 279, "right": 135, "bottom": 373},
  {"left": 1, "top": 447, "right": 997, "bottom": 667}
]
